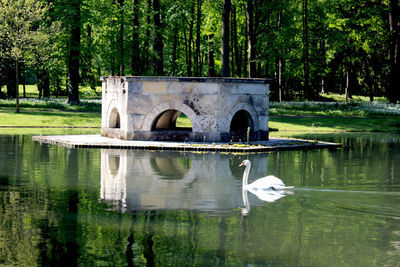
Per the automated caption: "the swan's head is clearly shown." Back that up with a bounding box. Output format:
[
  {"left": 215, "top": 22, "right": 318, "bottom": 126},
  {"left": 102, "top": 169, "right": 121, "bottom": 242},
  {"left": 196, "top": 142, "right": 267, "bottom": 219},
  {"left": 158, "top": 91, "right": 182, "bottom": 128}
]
[{"left": 239, "top": 160, "right": 251, "bottom": 167}]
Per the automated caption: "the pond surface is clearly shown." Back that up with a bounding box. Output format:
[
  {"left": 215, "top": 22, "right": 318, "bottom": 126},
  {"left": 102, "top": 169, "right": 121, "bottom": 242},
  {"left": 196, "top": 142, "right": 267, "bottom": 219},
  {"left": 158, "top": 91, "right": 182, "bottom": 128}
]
[{"left": 0, "top": 133, "right": 400, "bottom": 266}]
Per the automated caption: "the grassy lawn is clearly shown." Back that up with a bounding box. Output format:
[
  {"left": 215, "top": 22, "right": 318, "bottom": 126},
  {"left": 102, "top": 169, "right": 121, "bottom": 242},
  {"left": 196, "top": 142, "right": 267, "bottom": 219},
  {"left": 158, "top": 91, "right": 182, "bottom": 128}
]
[
  {"left": 0, "top": 109, "right": 101, "bottom": 128},
  {"left": 269, "top": 116, "right": 400, "bottom": 134},
  {"left": 14, "top": 84, "right": 102, "bottom": 99}
]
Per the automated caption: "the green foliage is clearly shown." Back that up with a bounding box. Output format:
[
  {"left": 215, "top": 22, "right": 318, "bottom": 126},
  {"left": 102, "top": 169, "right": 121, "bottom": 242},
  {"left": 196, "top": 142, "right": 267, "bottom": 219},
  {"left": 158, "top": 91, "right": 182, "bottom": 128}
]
[
  {"left": 0, "top": 0, "right": 47, "bottom": 61},
  {"left": 0, "top": 0, "right": 398, "bottom": 102}
]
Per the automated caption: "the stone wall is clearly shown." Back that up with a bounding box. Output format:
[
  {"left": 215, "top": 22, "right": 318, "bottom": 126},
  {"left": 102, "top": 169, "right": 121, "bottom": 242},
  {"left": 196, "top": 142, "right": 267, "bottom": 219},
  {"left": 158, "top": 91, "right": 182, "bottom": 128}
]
[{"left": 101, "top": 76, "right": 270, "bottom": 142}]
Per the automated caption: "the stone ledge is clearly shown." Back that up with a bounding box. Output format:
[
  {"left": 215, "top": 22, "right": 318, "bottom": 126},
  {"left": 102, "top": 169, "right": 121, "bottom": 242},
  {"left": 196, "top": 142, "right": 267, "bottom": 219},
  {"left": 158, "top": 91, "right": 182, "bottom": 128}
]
[{"left": 32, "top": 135, "right": 341, "bottom": 153}]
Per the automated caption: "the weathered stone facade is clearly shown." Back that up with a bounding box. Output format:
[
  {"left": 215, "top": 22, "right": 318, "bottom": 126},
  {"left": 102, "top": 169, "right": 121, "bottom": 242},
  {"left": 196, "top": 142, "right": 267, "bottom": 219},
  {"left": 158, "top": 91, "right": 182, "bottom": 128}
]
[{"left": 101, "top": 76, "right": 270, "bottom": 142}]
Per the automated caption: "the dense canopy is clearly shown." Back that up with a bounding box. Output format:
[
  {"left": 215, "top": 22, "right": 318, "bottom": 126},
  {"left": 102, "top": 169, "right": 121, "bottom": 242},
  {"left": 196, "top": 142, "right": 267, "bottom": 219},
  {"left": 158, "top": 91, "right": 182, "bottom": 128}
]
[{"left": 0, "top": 0, "right": 399, "bottom": 103}]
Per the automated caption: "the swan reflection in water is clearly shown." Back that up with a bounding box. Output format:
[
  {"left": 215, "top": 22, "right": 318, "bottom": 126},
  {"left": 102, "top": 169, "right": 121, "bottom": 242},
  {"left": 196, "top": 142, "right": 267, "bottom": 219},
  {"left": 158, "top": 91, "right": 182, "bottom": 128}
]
[{"left": 239, "top": 160, "right": 294, "bottom": 216}]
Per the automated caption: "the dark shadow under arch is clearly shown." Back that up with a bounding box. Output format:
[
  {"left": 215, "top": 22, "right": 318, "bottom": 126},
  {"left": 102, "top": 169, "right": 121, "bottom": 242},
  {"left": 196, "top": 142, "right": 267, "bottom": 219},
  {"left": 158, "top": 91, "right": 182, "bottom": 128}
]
[
  {"left": 229, "top": 110, "right": 255, "bottom": 141},
  {"left": 109, "top": 108, "right": 120, "bottom": 128}
]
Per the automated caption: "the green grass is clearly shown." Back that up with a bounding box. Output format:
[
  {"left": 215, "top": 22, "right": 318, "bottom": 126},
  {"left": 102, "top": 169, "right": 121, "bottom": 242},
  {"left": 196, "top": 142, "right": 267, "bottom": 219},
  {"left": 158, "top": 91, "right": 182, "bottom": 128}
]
[
  {"left": 269, "top": 100, "right": 400, "bottom": 135},
  {"left": 269, "top": 101, "right": 400, "bottom": 117},
  {"left": 0, "top": 109, "right": 101, "bottom": 128},
  {"left": 320, "top": 93, "right": 387, "bottom": 103},
  {"left": 176, "top": 113, "right": 192, "bottom": 128},
  {"left": 0, "top": 98, "right": 101, "bottom": 112},
  {"left": 269, "top": 116, "right": 400, "bottom": 134},
  {"left": 0, "top": 128, "right": 99, "bottom": 136},
  {"left": 13, "top": 84, "right": 102, "bottom": 99}
]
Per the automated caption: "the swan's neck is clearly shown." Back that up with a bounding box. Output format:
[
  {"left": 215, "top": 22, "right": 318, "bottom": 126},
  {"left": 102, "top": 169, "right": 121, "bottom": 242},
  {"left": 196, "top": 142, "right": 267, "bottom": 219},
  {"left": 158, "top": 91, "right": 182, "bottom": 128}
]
[{"left": 242, "top": 164, "right": 250, "bottom": 186}]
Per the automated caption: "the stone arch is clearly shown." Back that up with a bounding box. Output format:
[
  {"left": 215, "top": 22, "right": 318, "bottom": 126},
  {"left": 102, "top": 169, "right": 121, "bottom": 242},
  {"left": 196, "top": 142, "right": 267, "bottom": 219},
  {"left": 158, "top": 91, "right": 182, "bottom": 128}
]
[
  {"left": 108, "top": 107, "right": 121, "bottom": 128},
  {"left": 151, "top": 109, "right": 191, "bottom": 131},
  {"left": 143, "top": 102, "right": 198, "bottom": 132},
  {"left": 227, "top": 102, "right": 260, "bottom": 141}
]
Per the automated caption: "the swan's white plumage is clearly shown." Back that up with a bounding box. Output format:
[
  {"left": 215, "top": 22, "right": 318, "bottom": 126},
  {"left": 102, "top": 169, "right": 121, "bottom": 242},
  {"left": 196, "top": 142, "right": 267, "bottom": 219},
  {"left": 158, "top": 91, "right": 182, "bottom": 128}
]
[{"left": 239, "top": 160, "right": 293, "bottom": 191}]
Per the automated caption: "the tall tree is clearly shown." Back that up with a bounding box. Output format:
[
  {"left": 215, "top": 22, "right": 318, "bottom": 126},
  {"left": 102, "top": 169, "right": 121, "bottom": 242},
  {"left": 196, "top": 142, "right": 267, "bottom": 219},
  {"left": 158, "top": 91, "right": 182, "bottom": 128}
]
[
  {"left": 221, "top": 0, "right": 230, "bottom": 77},
  {"left": 388, "top": 0, "right": 400, "bottom": 103},
  {"left": 67, "top": 0, "right": 81, "bottom": 105},
  {"left": 302, "top": 0, "right": 311, "bottom": 98},
  {"left": 0, "top": 0, "right": 47, "bottom": 112},
  {"left": 207, "top": 34, "right": 216, "bottom": 77},
  {"left": 194, "top": 0, "right": 202, "bottom": 76},
  {"left": 131, "top": 0, "right": 141, "bottom": 75},
  {"left": 118, "top": 0, "right": 125, "bottom": 76},
  {"left": 246, "top": 0, "right": 256, "bottom": 77},
  {"left": 231, "top": 3, "right": 241, "bottom": 77},
  {"left": 152, "top": 0, "right": 164, "bottom": 75}
]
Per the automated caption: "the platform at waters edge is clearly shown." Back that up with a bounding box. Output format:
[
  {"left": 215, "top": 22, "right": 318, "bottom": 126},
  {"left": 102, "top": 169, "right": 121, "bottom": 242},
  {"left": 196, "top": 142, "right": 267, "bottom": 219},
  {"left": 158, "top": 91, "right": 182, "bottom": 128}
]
[{"left": 32, "top": 135, "right": 341, "bottom": 153}]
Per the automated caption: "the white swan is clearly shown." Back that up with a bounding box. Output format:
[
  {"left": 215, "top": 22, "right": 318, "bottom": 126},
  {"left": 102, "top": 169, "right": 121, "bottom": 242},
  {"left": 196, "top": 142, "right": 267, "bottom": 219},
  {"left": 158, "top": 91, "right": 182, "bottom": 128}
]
[{"left": 239, "top": 160, "right": 293, "bottom": 191}]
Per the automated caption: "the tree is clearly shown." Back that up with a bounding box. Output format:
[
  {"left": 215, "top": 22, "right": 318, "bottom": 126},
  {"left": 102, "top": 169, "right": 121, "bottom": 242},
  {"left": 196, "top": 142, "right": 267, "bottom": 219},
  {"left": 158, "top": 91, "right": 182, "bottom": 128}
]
[
  {"left": 221, "top": 0, "right": 230, "bottom": 77},
  {"left": 0, "top": 0, "right": 47, "bottom": 112},
  {"left": 152, "top": 0, "right": 164, "bottom": 75},
  {"left": 246, "top": 0, "right": 256, "bottom": 78},
  {"left": 388, "top": 0, "right": 400, "bottom": 103},
  {"left": 302, "top": 0, "right": 311, "bottom": 98},
  {"left": 66, "top": 0, "right": 81, "bottom": 105},
  {"left": 131, "top": 0, "right": 141, "bottom": 75}
]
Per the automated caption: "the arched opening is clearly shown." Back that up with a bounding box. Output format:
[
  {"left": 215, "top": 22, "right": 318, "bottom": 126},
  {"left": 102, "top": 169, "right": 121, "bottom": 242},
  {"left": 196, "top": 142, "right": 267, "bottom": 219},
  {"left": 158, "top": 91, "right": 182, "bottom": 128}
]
[
  {"left": 151, "top": 109, "right": 192, "bottom": 131},
  {"left": 229, "top": 110, "right": 254, "bottom": 141},
  {"left": 109, "top": 108, "right": 120, "bottom": 128}
]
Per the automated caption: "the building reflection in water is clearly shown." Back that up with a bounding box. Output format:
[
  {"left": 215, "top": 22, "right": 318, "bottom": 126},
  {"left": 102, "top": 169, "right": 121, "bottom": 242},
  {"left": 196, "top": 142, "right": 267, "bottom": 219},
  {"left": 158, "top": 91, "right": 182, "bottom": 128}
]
[{"left": 100, "top": 149, "right": 274, "bottom": 213}]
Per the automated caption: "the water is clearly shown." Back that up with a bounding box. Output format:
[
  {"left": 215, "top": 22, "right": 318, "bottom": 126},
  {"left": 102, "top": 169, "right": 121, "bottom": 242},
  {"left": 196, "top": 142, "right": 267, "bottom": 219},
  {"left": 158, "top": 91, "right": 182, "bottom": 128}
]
[{"left": 0, "top": 133, "right": 400, "bottom": 266}]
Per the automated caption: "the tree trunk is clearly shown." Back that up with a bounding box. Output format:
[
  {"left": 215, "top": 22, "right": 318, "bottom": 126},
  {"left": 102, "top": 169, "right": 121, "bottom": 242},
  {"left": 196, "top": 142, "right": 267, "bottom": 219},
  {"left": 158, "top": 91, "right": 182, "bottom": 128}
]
[
  {"left": 131, "top": 0, "right": 140, "bottom": 75},
  {"left": 302, "top": 0, "right": 310, "bottom": 99},
  {"left": 142, "top": 0, "right": 152, "bottom": 74},
  {"left": 118, "top": 0, "right": 125, "bottom": 76},
  {"left": 43, "top": 71, "right": 50, "bottom": 98},
  {"left": 185, "top": 3, "right": 194, "bottom": 77},
  {"left": 67, "top": 0, "right": 81, "bottom": 105},
  {"left": 207, "top": 34, "right": 216, "bottom": 77},
  {"left": 171, "top": 24, "right": 178, "bottom": 76},
  {"left": 6, "top": 63, "right": 16, "bottom": 98},
  {"left": 152, "top": 0, "right": 164, "bottom": 75},
  {"left": 246, "top": 0, "right": 256, "bottom": 77},
  {"left": 194, "top": 0, "right": 202, "bottom": 76},
  {"left": 277, "top": 10, "right": 284, "bottom": 101},
  {"left": 221, "top": 0, "right": 230, "bottom": 77},
  {"left": 22, "top": 62, "right": 26, "bottom": 98},
  {"left": 232, "top": 5, "right": 241, "bottom": 77},
  {"left": 388, "top": 0, "right": 400, "bottom": 103},
  {"left": 15, "top": 60, "right": 19, "bottom": 113}
]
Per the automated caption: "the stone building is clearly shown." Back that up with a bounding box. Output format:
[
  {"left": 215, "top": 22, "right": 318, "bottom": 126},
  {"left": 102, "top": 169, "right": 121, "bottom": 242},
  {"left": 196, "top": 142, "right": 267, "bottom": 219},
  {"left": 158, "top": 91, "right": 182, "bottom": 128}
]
[{"left": 101, "top": 76, "right": 270, "bottom": 142}]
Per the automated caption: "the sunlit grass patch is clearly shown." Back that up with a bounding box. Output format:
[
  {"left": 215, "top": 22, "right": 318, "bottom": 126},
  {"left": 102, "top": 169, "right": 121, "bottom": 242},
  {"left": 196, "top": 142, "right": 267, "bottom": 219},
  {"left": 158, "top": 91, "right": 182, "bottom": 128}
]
[
  {"left": 270, "top": 101, "right": 400, "bottom": 117},
  {"left": 176, "top": 113, "right": 192, "bottom": 128},
  {"left": 0, "top": 98, "right": 101, "bottom": 112},
  {"left": 0, "top": 109, "right": 101, "bottom": 127},
  {"left": 15, "top": 84, "right": 102, "bottom": 99}
]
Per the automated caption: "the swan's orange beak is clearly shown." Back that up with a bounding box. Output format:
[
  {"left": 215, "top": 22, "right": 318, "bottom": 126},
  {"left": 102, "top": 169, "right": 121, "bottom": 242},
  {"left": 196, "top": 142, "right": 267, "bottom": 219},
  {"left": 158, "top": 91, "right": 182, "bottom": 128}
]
[{"left": 239, "top": 162, "right": 244, "bottom": 167}]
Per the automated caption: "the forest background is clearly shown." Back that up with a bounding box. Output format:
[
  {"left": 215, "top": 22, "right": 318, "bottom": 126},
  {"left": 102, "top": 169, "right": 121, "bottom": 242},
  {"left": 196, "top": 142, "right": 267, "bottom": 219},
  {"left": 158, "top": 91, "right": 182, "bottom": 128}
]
[{"left": 0, "top": 0, "right": 399, "bottom": 107}]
